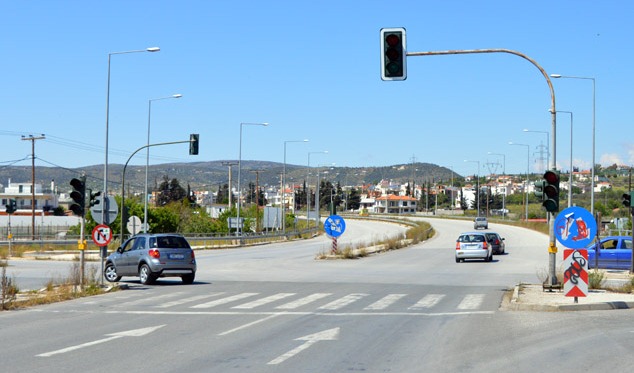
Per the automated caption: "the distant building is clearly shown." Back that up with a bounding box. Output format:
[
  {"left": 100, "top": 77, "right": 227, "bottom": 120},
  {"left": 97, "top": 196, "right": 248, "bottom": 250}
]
[{"left": 1, "top": 179, "right": 58, "bottom": 215}]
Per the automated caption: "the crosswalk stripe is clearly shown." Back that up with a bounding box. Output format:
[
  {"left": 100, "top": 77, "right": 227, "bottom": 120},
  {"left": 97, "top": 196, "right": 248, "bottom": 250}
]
[
  {"left": 457, "top": 294, "right": 485, "bottom": 310},
  {"left": 232, "top": 293, "right": 296, "bottom": 309},
  {"left": 408, "top": 294, "right": 445, "bottom": 310},
  {"left": 364, "top": 294, "right": 407, "bottom": 310},
  {"left": 115, "top": 291, "right": 185, "bottom": 306},
  {"left": 191, "top": 293, "right": 259, "bottom": 309},
  {"left": 318, "top": 293, "right": 369, "bottom": 310},
  {"left": 156, "top": 293, "right": 225, "bottom": 308},
  {"left": 276, "top": 293, "right": 332, "bottom": 310}
]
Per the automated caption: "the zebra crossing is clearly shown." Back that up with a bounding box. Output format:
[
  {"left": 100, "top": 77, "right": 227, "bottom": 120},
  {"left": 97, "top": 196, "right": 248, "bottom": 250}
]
[{"left": 89, "top": 288, "right": 494, "bottom": 314}]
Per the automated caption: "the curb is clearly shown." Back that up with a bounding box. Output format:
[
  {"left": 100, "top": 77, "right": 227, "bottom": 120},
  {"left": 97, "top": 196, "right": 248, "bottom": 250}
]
[{"left": 510, "top": 284, "right": 634, "bottom": 312}]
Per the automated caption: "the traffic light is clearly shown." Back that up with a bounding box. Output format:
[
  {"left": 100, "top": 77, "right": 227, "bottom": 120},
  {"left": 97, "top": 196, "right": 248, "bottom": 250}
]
[
  {"left": 69, "top": 176, "right": 86, "bottom": 216},
  {"left": 380, "top": 27, "right": 407, "bottom": 81},
  {"left": 89, "top": 189, "right": 101, "bottom": 208},
  {"left": 189, "top": 133, "right": 199, "bottom": 155},
  {"left": 542, "top": 170, "right": 560, "bottom": 213},
  {"left": 5, "top": 199, "right": 17, "bottom": 214},
  {"left": 622, "top": 191, "right": 631, "bottom": 207},
  {"left": 533, "top": 180, "right": 546, "bottom": 201}
]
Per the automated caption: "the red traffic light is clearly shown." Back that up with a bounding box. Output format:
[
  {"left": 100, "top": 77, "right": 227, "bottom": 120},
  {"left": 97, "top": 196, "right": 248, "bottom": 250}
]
[
  {"left": 380, "top": 27, "right": 407, "bottom": 81},
  {"left": 544, "top": 170, "right": 559, "bottom": 184}
]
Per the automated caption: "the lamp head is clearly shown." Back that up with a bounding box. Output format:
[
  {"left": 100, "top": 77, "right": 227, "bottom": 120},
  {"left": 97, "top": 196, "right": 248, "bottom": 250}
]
[{"left": 147, "top": 47, "right": 161, "bottom": 52}]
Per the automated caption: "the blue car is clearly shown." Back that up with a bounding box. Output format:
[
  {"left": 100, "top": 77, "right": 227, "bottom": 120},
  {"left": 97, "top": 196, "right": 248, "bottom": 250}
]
[{"left": 585, "top": 236, "right": 632, "bottom": 270}]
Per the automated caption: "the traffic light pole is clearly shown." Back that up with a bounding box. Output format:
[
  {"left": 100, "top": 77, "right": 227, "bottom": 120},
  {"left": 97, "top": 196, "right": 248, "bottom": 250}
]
[
  {"left": 406, "top": 47, "right": 559, "bottom": 285},
  {"left": 120, "top": 138, "right": 197, "bottom": 242}
]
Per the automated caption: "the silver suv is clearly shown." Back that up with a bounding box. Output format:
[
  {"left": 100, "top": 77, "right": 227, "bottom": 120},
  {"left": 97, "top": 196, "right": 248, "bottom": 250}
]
[
  {"left": 474, "top": 216, "right": 488, "bottom": 230},
  {"left": 104, "top": 233, "right": 197, "bottom": 285}
]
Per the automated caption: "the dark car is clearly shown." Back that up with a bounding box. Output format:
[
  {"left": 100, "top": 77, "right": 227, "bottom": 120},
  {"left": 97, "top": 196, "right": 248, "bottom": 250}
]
[
  {"left": 585, "top": 236, "right": 632, "bottom": 270},
  {"left": 104, "top": 233, "right": 197, "bottom": 285},
  {"left": 485, "top": 232, "right": 505, "bottom": 255}
]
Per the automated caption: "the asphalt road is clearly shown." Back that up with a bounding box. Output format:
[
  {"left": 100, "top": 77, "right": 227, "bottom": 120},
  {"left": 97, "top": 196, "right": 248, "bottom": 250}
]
[{"left": 2, "top": 218, "right": 633, "bottom": 372}]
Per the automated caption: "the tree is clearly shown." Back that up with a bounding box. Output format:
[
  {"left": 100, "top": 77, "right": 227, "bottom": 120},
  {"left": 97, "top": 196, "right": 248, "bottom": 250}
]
[{"left": 156, "top": 176, "right": 187, "bottom": 206}]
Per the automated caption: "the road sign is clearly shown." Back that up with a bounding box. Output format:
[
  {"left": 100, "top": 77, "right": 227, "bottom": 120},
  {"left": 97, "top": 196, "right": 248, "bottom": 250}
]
[
  {"left": 127, "top": 216, "right": 144, "bottom": 235},
  {"left": 554, "top": 206, "right": 597, "bottom": 249},
  {"left": 324, "top": 215, "right": 346, "bottom": 238},
  {"left": 563, "top": 249, "right": 588, "bottom": 298},
  {"left": 92, "top": 224, "right": 113, "bottom": 247},
  {"left": 91, "top": 195, "right": 118, "bottom": 225}
]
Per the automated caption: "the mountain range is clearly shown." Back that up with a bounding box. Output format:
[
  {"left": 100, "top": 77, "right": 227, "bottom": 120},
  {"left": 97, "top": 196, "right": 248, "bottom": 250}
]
[{"left": 0, "top": 161, "right": 459, "bottom": 194}]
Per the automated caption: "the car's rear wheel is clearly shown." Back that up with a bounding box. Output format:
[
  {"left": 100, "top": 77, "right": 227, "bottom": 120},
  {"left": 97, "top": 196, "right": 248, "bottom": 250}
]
[
  {"left": 139, "top": 264, "right": 157, "bottom": 285},
  {"left": 455, "top": 257, "right": 460, "bottom": 263},
  {"left": 104, "top": 263, "right": 121, "bottom": 282},
  {"left": 181, "top": 273, "right": 195, "bottom": 284}
]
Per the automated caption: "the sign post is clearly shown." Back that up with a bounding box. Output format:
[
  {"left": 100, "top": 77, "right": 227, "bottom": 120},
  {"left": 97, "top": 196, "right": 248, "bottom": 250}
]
[
  {"left": 324, "top": 215, "right": 346, "bottom": 254},
  {"left": 92, "top": 224, "right": 113, "bottom": 286}
]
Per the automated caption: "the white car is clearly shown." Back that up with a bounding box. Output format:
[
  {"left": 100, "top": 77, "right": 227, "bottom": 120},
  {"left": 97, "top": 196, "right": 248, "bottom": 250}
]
[
  {"left": 473, "top": 216, "right": 488, "bottom": 229},
  {"left": 455, "top": 232, "right": 493, "bottom": 263}
]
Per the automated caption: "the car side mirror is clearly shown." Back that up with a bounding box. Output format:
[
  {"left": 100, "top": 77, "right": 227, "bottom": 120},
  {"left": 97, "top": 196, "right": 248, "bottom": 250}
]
[{"left": 117, "top": 247, "right": 124, "bottom": 254}]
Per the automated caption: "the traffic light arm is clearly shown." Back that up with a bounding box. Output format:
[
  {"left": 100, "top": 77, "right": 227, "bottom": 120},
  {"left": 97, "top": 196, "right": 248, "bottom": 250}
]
[{"left": 120, "top": 137, "right": 198, "bottom": 241}]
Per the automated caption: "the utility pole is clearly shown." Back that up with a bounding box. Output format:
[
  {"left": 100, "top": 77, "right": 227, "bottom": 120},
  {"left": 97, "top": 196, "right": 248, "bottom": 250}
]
[{"left": 21, "top": 134, "right": 45, "bottom": 240}]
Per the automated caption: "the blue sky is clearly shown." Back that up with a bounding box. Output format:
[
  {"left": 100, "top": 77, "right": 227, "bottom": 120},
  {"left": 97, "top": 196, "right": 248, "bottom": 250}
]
[{"left": 1, "top": 0, "right": 632, "bottom": 179}]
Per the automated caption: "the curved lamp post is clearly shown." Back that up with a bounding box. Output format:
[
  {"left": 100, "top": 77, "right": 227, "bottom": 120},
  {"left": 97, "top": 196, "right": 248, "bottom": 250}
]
[
  {"left": 103, "top": 47, "right": 160, "bottom": 226},
  {"left": 464, "top": 160, "right": 481, "bottom": 215},
  {"left": 144, "top": 94, "right": 182, "bottom": 233},
  {"left": 509, "top": 142, "right": 530, "bottom": 221},
  {"left": 237, "top": 122, "right": 268, "bottom": 239},
  {"left": 551, "top": 73, "right": 595, "bottom": 214},
  {"left": 283, "top": 139, "right": 308, "bottom": 234}
]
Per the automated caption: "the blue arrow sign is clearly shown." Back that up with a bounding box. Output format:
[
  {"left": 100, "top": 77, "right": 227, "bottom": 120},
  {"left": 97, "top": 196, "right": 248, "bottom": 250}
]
[
  {"left": 324, "top": 215, "right": 346, "bottom": 238},
  {"left": 554, "top": 206, "right": 597, "bottom": 249}
]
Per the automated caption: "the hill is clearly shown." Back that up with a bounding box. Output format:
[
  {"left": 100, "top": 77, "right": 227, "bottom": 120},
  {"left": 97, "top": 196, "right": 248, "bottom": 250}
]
[{"left": 0, "top": 161, "right": 459, "bottom": 194}]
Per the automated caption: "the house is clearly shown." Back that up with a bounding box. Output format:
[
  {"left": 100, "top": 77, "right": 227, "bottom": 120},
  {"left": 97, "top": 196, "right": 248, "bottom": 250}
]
[
  {"left": 374, "top": 194, "right": 417, "bottom": 214},
  {"left": 1, "top": 179, "right": 58, "bottom": 215}
]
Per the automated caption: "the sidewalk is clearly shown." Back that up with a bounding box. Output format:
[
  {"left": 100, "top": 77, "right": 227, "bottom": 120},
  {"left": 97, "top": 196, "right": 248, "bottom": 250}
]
[{"left": 504, "top": 270, "right": 634, "bottom": 311}]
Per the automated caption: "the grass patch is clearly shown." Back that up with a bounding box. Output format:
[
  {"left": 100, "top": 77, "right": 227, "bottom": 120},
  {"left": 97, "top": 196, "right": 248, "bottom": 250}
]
[
  {"left": 318, "top": 220, "right": 433, "bottom": 259},
  {"left": 1, "top": 262, "right": 112, "bottom": 311}
]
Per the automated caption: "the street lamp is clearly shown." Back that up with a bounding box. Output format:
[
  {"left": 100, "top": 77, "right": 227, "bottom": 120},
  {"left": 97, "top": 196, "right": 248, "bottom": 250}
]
[
  {"left": 464, "top": 160, "right": 481, "bottom": 216},
  {"left": 237, "top": 122, "right": 268, "bottom": 238},
  {"left": 104, "top": 47, "right": 160, "bottom": 227},
  {"left": 283, "top": 139, "right": 308, "bottom": 235},
  {"left": 509, "top": 142, "right": 530, "bottom": 221},
  {"left": 488, "top": 152, "right": 506, "bottom": 218},
  {"left": 551, "top": 73, "right": 596, "bottom": 214},
  {"left": 555, "top": 110, "right": 574, "bottom": 208},
  {"left": 306, "top": 151, "right": 328, "bottom": 230},
  {"left": 144, "top": 94, "right": 182, "bottom": 233},
  {"left": 522, "top": 129, "right": 549, "bottom": 173}
]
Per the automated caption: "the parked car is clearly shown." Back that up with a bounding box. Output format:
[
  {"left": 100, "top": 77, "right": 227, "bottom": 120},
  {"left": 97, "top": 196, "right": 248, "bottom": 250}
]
[
  {"left": 585, "top": 236, "right": 632, "bottom": 270},
  {"left": 104, "top": 233, "right": 197, "bottom": 285},
  {"left": 455, "top": 232, "right": 492, "bottom": 262},
  {"left": 473, "top": 216, "right": 488, "bottom": 230},
  {"left": 485, "top": 232, "right": 505, "bottom": 255}
]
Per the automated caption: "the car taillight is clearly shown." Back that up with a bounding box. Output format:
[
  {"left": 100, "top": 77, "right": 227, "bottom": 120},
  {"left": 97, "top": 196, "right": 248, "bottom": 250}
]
[
  {"left": 190, "top": 251, "right": 195, "bottom": 259},
  {"left": 483, "top": 242, "right": 488, "bottom": 250},
  {"left": 149, "top": 249, "right": 160, "bottom": 259},
  {"left": 494, "top": 239, "right": 500, "bottom": 245},
  {"left": 456, "top": 242, "right": 460, "bottom": 250}
]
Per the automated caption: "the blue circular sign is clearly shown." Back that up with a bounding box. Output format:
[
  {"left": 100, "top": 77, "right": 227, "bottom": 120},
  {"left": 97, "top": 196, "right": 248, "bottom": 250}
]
[
  {"left": 554, "top": 206, "right": 597, "bottom": 249},
  {"left": 324, "top": 214, "right": 346, "bottom": 238}
]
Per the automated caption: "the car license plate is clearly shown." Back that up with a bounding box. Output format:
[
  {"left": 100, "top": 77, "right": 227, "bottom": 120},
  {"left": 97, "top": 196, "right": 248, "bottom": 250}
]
[{"left": 169, "top": 253, "right": 185, "bottom": 260}]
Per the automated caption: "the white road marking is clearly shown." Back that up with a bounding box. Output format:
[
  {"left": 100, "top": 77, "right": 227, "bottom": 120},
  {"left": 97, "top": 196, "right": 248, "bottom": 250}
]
[
  {"left": 268, "top": 328, "right": 340, "bottom": 365},
  {"left": 409, "top": 294, "right": 445, "bottom": 310},
  {"left": 318, "top": 293, "right": 369, "bottom": 310},
  {"left": 218, "top": 314, "right": 282, "bottom": 336},
  {"left": 37, "top": 325, "right": 165, "bottom": 357},
  {"left": 156, "top": 293, "right": 225, "bottom": 308},
  {"left": 364, "top": 294, "right": 407, "bottom": 310},
  {"left": 276, "top": 293, "right": 332, "bottom": 310},
  {"left": 232, "top": 293, "right": 296, "bottom": 309},
  {"left": 191, "top": 293, "right": 259, "bottom": 309},
  {"left": 457, "top": 294, "right": 485, "bottom": 310}
]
